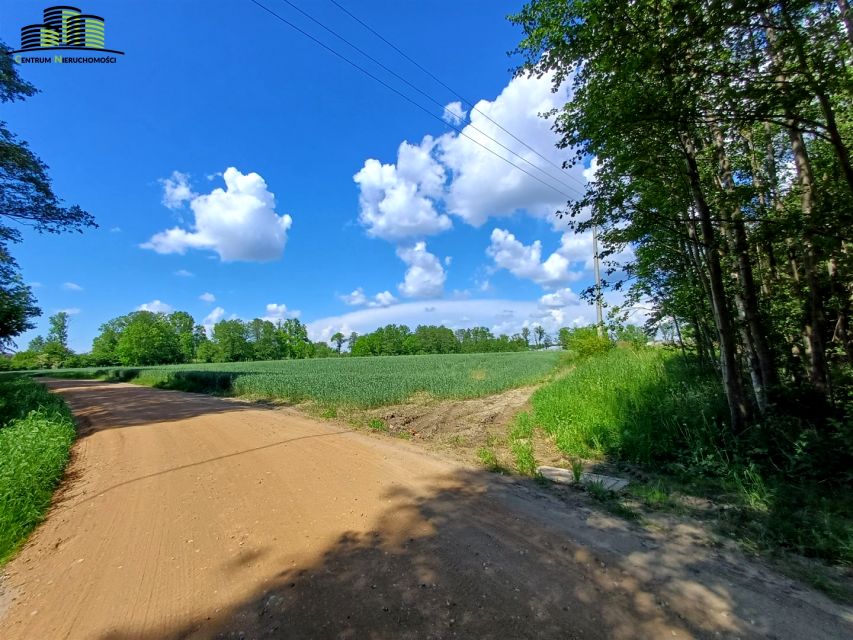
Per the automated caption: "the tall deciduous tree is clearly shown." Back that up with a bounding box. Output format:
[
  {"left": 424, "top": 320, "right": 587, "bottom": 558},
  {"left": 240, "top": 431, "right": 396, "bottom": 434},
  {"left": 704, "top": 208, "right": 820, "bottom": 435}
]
[
  {"left": 330, "top": 332, "right": 345, "bottom": 353},
  {"left": 116, "top": 312, "right": 181, "bottom": 366},
  {"left": 0, "top": 42, "right": 96, "bottom": 347},
  {"left": 511, "top": 0, "right": 853, "bottom": 432}
]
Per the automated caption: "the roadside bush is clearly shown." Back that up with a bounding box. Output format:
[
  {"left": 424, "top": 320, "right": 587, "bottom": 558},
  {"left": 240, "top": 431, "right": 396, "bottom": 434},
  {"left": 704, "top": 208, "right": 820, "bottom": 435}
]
[
  {"left": 613, "top": 324, "right": 648, "bottom": 348},
  {"left": 557, "top": 326, "right": 612, "bottom": 358},
  {"left": 0, "top": 376, "right": 76, "bottom": 563}
]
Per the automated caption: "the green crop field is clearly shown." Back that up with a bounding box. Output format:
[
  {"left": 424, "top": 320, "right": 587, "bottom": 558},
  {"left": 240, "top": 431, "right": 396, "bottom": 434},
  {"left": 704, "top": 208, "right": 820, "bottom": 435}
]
[{"left": 32, "top": 351, "right": 562, "bottom": 408}]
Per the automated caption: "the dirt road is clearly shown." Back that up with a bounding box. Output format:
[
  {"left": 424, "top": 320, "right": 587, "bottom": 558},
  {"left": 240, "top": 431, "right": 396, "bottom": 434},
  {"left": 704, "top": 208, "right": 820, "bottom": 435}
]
[{"left": 1, "top": 380, "right": 850, "bottom": 639}]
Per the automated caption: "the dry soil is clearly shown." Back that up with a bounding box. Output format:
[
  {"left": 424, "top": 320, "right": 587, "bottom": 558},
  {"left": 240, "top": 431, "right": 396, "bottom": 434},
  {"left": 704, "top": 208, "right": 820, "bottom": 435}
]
[{"left": 1, "top": 379, "right": 851, "bottom": 639}]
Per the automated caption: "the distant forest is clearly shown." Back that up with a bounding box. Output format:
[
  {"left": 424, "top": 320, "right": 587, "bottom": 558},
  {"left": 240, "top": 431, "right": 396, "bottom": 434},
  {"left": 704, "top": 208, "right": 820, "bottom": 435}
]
[{"left": 4, "top": 309, "right": 641, "bottom": 370}]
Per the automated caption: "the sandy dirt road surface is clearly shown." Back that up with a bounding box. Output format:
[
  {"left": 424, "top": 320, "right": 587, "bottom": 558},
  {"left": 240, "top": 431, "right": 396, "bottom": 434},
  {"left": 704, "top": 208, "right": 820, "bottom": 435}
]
[{"left": 1, "top": 380, "right": 851, "bottom": 639}]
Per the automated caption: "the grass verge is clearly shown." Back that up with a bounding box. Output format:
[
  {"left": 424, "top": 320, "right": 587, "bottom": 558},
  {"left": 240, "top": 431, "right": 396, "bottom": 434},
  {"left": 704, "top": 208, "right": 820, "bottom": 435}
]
[
  {"left": 0, "top": 376, "right": 76, "bottom": 563},
  {"left": 526, "top": 346, "right": 853, "bottom": 600},
  {"left": 508, "top": 412, "right": 537, "bottom": 475}
]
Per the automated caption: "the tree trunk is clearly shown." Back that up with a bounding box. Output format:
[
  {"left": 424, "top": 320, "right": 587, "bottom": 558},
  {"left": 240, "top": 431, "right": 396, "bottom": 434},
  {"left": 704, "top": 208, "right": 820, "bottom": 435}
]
[
  {"left": 787, "top": 121, "right": 830, "bottom": 396},
  {"left": 837, "top": 0, "right": 853, "bottom": 48},
  {"left": 681, "top": 134, "right": 749, "bottom": 433},
  {"left": 766, "top": 18, "right": 831, "bottom": 397},
  {"left": 683, "top": 223, "right": 719, "bottom": 372},
  {"left": 672, "top": 315, "right": 688, "bottom": 358},
  {"left": 829, "top": 256, "right": 853, "bottom": 365},
  {"left": 781, "top": 4, "right": 853, "bottom": 193},
  {"left": 711, "top": 124, "right": 778, "bottom": 412}
]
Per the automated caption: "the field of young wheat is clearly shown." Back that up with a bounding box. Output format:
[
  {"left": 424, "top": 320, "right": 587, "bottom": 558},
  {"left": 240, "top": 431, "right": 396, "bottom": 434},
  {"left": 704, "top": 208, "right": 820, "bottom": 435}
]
[{"left": 39, "top": 351, "right": 562, "bottom": 408}]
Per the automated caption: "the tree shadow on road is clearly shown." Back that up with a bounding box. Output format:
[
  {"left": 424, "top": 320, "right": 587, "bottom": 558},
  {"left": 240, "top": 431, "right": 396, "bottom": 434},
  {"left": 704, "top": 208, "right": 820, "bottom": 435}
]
[
  {"left": 93, "top": 468, "right": 845, "bottom": 640},
  {"left": 42, "top": 378, "right": 258, "bottom": 431}
]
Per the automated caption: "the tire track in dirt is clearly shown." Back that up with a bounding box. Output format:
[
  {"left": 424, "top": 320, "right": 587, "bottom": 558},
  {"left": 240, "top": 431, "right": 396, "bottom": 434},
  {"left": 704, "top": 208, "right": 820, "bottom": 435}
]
[{"left": 0, "top": 379, "right": 850, "bottom": 639}]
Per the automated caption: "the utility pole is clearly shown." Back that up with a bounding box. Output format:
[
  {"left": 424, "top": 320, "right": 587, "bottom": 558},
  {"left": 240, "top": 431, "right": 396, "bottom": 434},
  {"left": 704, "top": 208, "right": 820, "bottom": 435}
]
[{"left": 592, "top": 223, "right": 603, "bottom": 337}]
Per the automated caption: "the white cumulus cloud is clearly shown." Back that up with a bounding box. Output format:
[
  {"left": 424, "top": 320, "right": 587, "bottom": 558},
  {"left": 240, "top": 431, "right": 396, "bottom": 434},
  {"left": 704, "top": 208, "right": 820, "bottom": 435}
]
[
  {"left": 397, "top": 242, "right": 446, "bottom": 298},
  {"left": 340, "top": 287, "right": 397, "bottom": 308},
  {"left": 262, "top": 303, "right": 300, "bottom": 323},
  {"left": 143, "top": 167, "right": 293, "bottom": 262},
  {"left": 442, "top": 101, "right": 468, "bottom": 126},
  {"left": 487, "top": 228, "right": 583, "bottom": 288},
  {"left": 160, "top": 171, "right": 196, "bottom": 209},
  {"left": 370, "top": 290, "right": 397, "bottom": 307},
  {"left": 63, "top": 282, "right": 83, "bottom": 291},
  {"left": 539, "top": 287, "right": 580, "bottom": 309},
  {"left": 199, "top": 292, "right": 216, "bottom": 303},
  {"left": 353, "top": 137, "right": 451, "bottom": 241},
  {"left": 437, "top": 72, "right": 579, "bottom": 227},
  {"left": 137, "top": 300, "right": 172, "bottom": 313},
  {"left": 340, "top": 288, "right": 368, "bottom": 306},
  {"left": 202, "top": 306, "right": 225, "bottom": 333}
]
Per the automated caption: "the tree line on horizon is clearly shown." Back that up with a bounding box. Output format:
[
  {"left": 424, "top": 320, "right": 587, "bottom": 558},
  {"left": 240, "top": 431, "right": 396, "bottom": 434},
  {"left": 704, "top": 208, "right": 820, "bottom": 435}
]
[{"left": 3, "top": 309, "right": 609, "bottom": 370}]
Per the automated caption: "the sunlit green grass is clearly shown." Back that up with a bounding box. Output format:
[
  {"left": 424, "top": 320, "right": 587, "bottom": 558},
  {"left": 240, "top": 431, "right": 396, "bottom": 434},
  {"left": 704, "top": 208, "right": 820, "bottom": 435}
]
[
  {"left": 0, "top": 377, "right": 76, "bottom": 563},
  {"left": 529, "top": 347, "right": 726, "bottom": 462},
  {"left": 528, "top": 347, "right": 853, "bottom": 574}
]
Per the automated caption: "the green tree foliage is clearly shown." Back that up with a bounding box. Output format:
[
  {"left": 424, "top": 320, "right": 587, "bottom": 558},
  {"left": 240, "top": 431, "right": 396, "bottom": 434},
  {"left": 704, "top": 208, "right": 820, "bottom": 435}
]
[
  {"left": 350, "top": 324, "right": 527, "bottom": 356},
  {"left": 330, "top": 332, "right": 345, "bottom": 353},
  {"left": 511, "top": 0, "right": 853, "bottom": 433},
  {"left": 167, "top": 311, "right": 196, "bottom": 363},
  {"left": 9, "top": 311, "right": 76, "bottom": 368},
  {"left": 47, "top": 312, "right": 69, "bottom": 348},
  {"left": 558, "top": 326, "right": 613, "bottom": 358},
  {"left": 532, "top": 325, "right": 547, "bottom": 349},
  {"left": 413, "top": 325, "right": 460, "bottom": 354},
  {"left": 0, "top": 42, "right": 96, "bottom": 348},
  {"left": 312, "top": 341, "right": 336, "bottom": 358},
  {"left": 195, "top": 340, "right": 219, "bottom": 363},
  {"left": 277, "top": 318, "right": 313, "bottom": 359},
  {"left": 90, "top": 316, "right": 127, "bottom": 366},
  {"left": 78, "top": 312, "right": 318, "bottom": 367},
  {"left": 41, "top": 311, "right": 73, "bottom": 367},
  {"left": 613, "top": 324, "right": 649, "bottom": 349},
  {"left": 0, "top": 252, "right": 39, "bottom": 350},
  {"left": 116, "top": 312, "right": 181, "bottom": 366},
  {"left": 246, "top": 319, "right": 278, "bottom": 361},
  {"left": 212, "top": 319, "right": 252, "bottom": 362}
]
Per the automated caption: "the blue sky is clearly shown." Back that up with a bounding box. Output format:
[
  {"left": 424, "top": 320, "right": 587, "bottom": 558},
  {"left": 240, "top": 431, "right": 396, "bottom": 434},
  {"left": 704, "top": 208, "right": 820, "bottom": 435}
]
[{"left": 3, "top": 0, "right": 614, "bottom": 352}]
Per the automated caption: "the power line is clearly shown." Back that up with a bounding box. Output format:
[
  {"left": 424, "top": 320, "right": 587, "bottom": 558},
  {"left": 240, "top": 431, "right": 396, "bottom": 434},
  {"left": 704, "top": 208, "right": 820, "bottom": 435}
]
[
  {"left": 327, "top": 0, "right": 590, "bottom": 194},
  {"left": 275, "top": 0, "right": 583, "bottom": 199},
  {"left": 246, "top": 0, "right": 579, "bottom": 201}
]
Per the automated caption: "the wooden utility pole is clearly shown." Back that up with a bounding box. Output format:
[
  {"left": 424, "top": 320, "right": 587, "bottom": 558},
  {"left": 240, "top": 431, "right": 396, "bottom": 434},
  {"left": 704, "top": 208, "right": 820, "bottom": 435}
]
[{"left": 592, "top": 224, "right": 604, "bottom": 337}]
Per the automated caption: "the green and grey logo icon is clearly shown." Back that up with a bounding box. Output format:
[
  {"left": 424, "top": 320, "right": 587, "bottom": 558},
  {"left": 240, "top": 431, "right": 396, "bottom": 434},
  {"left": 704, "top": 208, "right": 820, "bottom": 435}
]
[{"left": 11, "top": 5, "right": 124, "bottom": 55}]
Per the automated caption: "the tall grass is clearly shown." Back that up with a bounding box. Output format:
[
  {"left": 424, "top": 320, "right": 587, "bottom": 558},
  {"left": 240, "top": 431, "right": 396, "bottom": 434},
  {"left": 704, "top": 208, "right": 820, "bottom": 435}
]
[
  {"left": 0, "top": 377, "right": 76, "bottom": 563},
  {"left": 530, "top": 347, "right": 727, "bottom": 463},
  {"left": 530, "top": 347, "right": 853, "bottom": 570},
  {"left": 33, "top": 351, "right": 561, "bottom": 408}
]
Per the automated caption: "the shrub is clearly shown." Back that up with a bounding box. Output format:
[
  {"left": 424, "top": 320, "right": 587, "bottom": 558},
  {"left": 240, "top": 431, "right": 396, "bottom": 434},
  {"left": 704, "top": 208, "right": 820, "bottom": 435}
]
[{"left": 557, "top": 326, "right": 612, "bottom": 358}]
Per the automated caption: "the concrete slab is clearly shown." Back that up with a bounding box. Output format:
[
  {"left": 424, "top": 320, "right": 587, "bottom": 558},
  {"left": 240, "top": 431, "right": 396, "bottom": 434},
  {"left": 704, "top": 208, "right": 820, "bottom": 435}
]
[
  {"left": 581, "top": 473, "right": 629, "bottom": 492},
  {"left": 536, "top": 465, "right": 577, "bottom": 485},
  {"left": 536, "top": 466, "right": 629, "bottom": 492}
]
